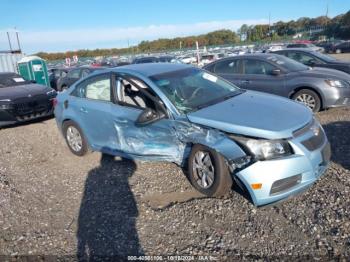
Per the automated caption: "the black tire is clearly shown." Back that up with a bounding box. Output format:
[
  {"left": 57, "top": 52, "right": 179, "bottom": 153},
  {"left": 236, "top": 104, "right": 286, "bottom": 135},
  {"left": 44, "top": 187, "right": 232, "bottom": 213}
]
[
  {"left": 292, "top": 89, "right": 321, "bottom": 112},
  {"left": 62, "top": 120, "right": 89, "bottom": 156},
  {"left": 187, "top": 144, "right": 232, "bottom": 197}
]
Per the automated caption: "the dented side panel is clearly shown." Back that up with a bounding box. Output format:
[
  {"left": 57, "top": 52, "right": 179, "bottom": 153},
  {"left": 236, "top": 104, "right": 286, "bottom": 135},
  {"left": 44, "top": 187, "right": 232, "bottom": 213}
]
[
  {"left": 102, "top": 104, "right": 186, "bottom": 164},
  {"left": 93, "top": 104, "right": 246, "bottom": 165}
]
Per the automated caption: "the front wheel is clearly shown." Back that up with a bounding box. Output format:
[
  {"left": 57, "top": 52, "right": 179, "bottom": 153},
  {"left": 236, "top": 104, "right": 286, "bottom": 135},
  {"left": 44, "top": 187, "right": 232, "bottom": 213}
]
[
  {"left": 292, "top": 89, "right": 321, "bottom": 112},
  {"left": 335, "top": 48, "right": 342, "bottom": 54},
  {"left": 187, "top": 144, "right": 232, "bottom": 197}
]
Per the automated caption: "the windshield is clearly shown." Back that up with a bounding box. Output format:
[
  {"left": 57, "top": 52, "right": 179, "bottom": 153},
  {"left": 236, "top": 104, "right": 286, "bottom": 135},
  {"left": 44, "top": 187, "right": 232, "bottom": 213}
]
[
  {"left": 150, "top": 68, "right": 241, "bottom": 114},
  {"left": 312, "top": 51, "right": 338, "bottom": 62},
  {"left": 266, "top": 55, "right": 309, "bottom": 72},
  {"left": 0, "top": 74, "right": 31, "bottom": 88}
]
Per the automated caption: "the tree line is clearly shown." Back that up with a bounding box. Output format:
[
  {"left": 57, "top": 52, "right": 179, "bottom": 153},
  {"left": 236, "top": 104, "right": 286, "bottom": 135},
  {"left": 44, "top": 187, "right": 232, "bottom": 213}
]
[{"left": 36, "top": 10, "right": 350, "bottom": 60}]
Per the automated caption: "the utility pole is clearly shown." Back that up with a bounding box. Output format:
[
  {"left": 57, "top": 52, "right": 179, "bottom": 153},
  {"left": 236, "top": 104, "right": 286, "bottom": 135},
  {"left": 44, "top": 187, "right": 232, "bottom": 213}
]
[
  {"left": 6, "top": 32, "right": 13, "bottom": 51},
  {"left": 15, "top": 28, "right": 21, "bottom": 52},
  {"left": 268, "top": 12, "right": 271, "bottom": 41}
]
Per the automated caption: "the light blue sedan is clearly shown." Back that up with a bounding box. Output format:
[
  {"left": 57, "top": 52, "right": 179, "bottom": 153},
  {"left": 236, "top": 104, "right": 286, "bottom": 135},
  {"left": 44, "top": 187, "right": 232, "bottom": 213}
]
[{"left": 54, "top": 63, "right": 331, "bottom": 206}]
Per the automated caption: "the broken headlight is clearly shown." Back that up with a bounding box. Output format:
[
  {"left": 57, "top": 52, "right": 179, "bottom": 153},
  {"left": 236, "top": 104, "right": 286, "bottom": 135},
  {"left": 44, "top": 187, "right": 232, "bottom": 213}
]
[{"left": 230, "top": 135, "right": 292, "bottom": 160}]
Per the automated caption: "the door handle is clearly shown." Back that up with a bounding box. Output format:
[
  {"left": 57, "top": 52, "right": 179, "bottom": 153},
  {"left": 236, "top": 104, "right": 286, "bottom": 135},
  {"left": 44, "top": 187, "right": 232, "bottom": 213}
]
[
  {"left": 240, "top": 80, "right": 251, "bottom": 84},
  {"left": 80, "top": 107, "right": 88, "bottom": 113}
]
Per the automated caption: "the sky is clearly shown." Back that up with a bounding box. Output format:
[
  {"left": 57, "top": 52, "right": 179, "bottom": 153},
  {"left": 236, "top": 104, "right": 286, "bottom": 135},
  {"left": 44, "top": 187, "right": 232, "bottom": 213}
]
[{"left": 0, "top": 0, "right": 349, "bottom": 54}]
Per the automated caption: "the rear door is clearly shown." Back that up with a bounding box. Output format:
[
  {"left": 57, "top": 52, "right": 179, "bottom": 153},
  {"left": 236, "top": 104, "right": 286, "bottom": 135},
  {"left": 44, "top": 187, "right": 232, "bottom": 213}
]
[
  {"left": 239, "top": 58, "right": 287, "bottom": 96},
  {"left": 69, "top": 72, "right": 115, "bottom": 148}
]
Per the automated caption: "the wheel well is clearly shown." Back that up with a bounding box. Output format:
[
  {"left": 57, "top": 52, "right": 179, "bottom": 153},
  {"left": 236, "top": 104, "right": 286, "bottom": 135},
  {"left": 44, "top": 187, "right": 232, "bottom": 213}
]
[
  {"left": 289, "top": 86, "right": 323, "bottom": 109},
  {"left": 62, "top": 118, "right": 71, "bottom": 125}
]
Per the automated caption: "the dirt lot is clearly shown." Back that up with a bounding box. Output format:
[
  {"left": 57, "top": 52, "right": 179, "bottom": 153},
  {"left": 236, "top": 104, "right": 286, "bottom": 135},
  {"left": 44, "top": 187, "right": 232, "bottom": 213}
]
[
  {"left": 330, "top": 53, "right": 350, "bottom": 61},
  {"left": 0, "top": 104, "right": 349, "bottom": 260}
]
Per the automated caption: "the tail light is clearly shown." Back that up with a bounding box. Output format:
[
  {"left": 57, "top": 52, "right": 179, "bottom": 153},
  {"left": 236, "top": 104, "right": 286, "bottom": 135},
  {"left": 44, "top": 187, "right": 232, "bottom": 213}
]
[{"left": 52, "top": 98, "right": 58, "bottom": 107}]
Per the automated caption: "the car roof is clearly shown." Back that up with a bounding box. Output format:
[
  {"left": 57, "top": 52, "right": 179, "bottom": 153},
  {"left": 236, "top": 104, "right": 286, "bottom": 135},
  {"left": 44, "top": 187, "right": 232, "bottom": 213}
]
[
  {"left": 273, "top": 48, "right": 316, "bottom": 53},
  {"left": 221, "top": 53, "right": 283, "bottom": 59},
  {"left": 112, "top": 63, "right": 193, "bottom": 77}
]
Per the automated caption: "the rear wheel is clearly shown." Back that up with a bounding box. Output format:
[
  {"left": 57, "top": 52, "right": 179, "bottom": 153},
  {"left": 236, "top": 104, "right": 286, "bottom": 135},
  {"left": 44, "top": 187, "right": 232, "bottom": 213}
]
[
  {"left": 335, "top": 48, "right": 342, "bottom": 54},
  {"left": 292, "top": 89, "right": 321, "bottom": 112},
  {"left": 188, "top": 144, "right": 232, "bottom": 197},
  {"left": 63, "top": 121, "right": 88, "bottom": 156}
]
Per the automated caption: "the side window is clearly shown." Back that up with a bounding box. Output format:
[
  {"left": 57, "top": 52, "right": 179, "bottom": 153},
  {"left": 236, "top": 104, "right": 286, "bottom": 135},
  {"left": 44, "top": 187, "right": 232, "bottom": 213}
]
[
  {"left": 288, "top": 52, "right": 321, "bottom": 65},
  {"left": 243, "top": 59, "right": 276, "bottom": 75},
  {"left": 67, "top": 69, "right": 81, "bottom": 79},
  {"left": 73, "top": 74, "right": 111, "bottom": 102},
  {"left": 54, "top": 70, "right": 61, "bottom": 78},
  {"left": 81, "top": 69, "right": 90, "bottom": 78},
  {"left": 61, "top": 71, "right": 67, "bottom": 77},
  {"left": 116, "top": 77, "right": 159, "bottom": 111},
  {"left": 214, "top": 60, "right": 239, "bottom": 74}
]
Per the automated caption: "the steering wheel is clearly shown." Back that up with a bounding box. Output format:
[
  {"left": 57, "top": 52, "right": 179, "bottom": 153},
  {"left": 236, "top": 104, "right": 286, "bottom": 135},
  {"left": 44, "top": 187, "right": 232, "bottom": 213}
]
[{"left": 186, "top": 86, "right": 206, "bottom": 101}]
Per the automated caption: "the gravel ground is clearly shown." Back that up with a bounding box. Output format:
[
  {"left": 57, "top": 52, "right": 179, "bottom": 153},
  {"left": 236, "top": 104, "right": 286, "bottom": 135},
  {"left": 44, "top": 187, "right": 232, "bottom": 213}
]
[{"left": 0, "top": 107, "right": 349, "bottom": 261}]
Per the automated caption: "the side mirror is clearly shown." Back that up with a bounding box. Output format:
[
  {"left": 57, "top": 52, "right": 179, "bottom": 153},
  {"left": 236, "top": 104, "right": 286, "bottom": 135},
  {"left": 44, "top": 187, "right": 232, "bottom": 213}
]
[
  {"left": 306, "top": 59, "right": 316, "bottom": 66},
  {"left": 271, "top": 69, "right": 281, "bottom": 76},
  {"left": 136, "top": 108, "right": 164, "bottom": 126}
]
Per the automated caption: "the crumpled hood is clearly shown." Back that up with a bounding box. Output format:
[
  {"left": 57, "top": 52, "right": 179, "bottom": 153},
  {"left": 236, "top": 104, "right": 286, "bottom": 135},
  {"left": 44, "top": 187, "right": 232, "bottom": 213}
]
[
  {"left": 0, "top": 84, "right": 52, "bottom": 101},
  {"left": 187, "top": 91, "right": 313, "bottom": 139},
  {"left": 298, "top": 67, "right": 350, "bottom": 81}
]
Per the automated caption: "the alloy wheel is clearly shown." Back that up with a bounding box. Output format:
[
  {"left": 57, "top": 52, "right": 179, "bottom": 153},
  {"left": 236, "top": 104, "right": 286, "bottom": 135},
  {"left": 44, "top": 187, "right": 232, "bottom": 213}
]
[
  {"left": 66, "top": 126, "right": 83, "bottom": 152},
  {"left": 192, "top": 151, "right": 215, "bottom": 189},
  {"left": 295, "top": 93, "right": 316, "bottom": 110}
]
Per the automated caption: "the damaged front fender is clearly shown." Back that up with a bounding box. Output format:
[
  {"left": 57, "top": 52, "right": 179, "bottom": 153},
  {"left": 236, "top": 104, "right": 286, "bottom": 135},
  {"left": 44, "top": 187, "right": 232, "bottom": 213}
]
[{"left": 174, "top": 120, "right": 247, "bottom": 166}]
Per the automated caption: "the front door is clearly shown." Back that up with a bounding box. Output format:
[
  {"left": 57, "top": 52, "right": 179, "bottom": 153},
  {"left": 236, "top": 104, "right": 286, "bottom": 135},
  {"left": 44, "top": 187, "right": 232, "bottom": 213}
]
[
  {"left": 240, "top": 58, "right": 287, "bottom": 97},
  {"left": 211, "top": 58, "right": 242, "bottom": 87},
  {"left": 107, "top": 75, "right": 184, "bottom": 162}
]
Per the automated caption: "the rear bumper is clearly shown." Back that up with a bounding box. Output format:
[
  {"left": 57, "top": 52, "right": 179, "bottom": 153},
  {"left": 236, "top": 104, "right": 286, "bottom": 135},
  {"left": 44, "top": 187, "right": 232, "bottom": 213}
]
[{"left": 234, "top": 134, "right": 330, "bottom": 206}]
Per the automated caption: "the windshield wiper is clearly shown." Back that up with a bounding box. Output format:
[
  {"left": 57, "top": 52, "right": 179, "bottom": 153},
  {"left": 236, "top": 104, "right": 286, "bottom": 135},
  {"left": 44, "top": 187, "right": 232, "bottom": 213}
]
[{"left": 194, "top": 90, "right": 244, "bottom": 111}]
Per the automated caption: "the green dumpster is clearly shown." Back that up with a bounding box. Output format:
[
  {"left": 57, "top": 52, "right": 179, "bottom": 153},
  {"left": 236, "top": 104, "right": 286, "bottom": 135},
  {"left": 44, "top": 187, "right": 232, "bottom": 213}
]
[{"left": 17, "top": 56, "right": 49, "bottom": 87}]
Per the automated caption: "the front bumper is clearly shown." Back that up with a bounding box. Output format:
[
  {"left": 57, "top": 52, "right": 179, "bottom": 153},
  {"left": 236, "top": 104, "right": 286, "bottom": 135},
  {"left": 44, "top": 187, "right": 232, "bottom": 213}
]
[
  {"left": 234, "top": 124, "right": 331, "bottom": 206},
  {"left": 322, "top": 87, "right": 350, "bottom": 108},
  {"left": 0, "top": 98, "right": 54, "bottom": 127}
]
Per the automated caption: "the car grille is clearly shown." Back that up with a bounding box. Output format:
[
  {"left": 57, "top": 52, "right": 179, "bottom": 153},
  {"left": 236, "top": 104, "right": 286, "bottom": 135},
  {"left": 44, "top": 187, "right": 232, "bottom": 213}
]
[
  {"left": 270, "top": 174, "right": 302, "bottom": 195},
  {"left": 13, "top": 95, "right": 53, "bottom": 121}
]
